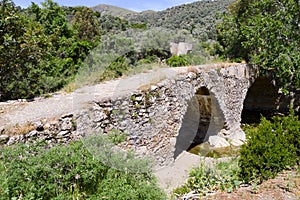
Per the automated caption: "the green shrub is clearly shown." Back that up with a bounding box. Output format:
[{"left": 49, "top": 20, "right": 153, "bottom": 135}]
[
  {"left": 0, "top": 138, "right": 165, "bottom": 200},
  {"left": 100, "top": 56, "right": 129, "bottom": 80},
  {"left": 239, "top": 111, "right": 300, "bottom": 183},
  {"left": 107, "top": 129, "right": 129, "bottom": 144},
  {"left": 166, "top": 55, "right": 190, "bottom": 67},
  {"left": 173, "top": 159, "right": 241, "bottom": 198}
]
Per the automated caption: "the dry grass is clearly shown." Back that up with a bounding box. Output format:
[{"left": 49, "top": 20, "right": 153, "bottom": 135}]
[
  {"left": 63, "top": 82, "right": 79, "bottom": 93},
  {"left": 4, "top": 122, "right": 35, "bottom": 136},
  {"left": 137, "top": 73, "right": 167, "bottom": 92},
  {"left": 187, "top": 66, "right": 199, "bottom": 74},
  {"left": 138, "top": 84, "right": 152, "bottom": 92}
]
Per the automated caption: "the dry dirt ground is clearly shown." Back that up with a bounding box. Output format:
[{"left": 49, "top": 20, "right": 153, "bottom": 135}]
[
  {"left": 160, "top": 153, "right": 299, "bottom": 200},
  {"left": 202, "top": 169, "right": 300, "bottom": 200}
]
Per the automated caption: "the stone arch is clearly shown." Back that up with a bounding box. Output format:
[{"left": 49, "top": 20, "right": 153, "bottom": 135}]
[
  {"left": 173, "top": 86, "right": 225, "bottom": 159},
  {"left": 241, "top": 77, "right": 278, "bottom": 124}
]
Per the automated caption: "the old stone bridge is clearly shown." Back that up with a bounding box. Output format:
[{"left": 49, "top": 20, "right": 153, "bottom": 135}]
[
  {"left": 1, "top": 63, "right": 298, "bottom": 168},
  {"left": 76, "top": 63, "right": 299, "bottom": 167}
]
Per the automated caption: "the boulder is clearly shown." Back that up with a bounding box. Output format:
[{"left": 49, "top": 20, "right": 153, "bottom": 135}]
[
  {"left": 227, "top": 128, "right": 246, "bottom": 146},
  {"left": 60, "top": 118, "right": 73, "bottom": 131},
  {"left": 208, "top": 135, "right": 230, "bottom": 148}
]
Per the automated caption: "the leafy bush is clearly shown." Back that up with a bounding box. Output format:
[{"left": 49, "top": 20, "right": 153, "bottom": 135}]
[
  {"left": 239, "top": 111, "right": 300, "bottom": 183},
  {"left": 0, "top": 1, "right": 99, "bottom": 101},
  {"left": 173, "top": 159, "right": 241, "bottom": 198},
  {"left": 217, "top": 0, "right": 300, "bottom": 88},
  {"left": 166, "top": 55, "right": 190, "bottom": 67},
  {"left": 0, "top": 138, "right": 165, "bottom": 200},
  {"left": 100, "top": 56, "right": 129, "bottom": 80}
]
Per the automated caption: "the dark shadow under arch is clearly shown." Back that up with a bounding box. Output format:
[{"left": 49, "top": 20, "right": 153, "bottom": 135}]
[{"left": 242, "top": 77, "right": 278, "bottom": 124}]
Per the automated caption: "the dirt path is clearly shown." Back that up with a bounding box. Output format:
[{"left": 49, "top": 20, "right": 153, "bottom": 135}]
[{"left": 0, "top": 67, "right": 188, "bottom": 129}]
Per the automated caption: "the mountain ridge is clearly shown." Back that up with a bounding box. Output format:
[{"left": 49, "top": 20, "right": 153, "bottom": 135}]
[{"left": 92, "top": 4, "right": 137, "bottom": 17}]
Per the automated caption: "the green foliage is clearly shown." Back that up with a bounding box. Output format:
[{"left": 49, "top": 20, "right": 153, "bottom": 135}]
[
  {"left": 131, "top": 23, "right": 147, "bottom": 29},
  {"left": 0, "top": 0, "right": 47, "bottom": 100},
  {"left": 107, "top": 129, "right": 129, "bottom": 144},
  {"left": 166, "top": 55, "right": 190, "bottom": 67},
  {"left": 217, "top": 0, "right": 300, "bottom": 88},
  {"left": 101, "top": 56, "right": 129, "bottom": 80},
  {"left": 0, "top": 0, "right": 98, "bottom": 101},
  {"left": 72, "top": 7, "right": 100, "bottom": 41},
  {"left": 239, "top": 112, "right": 300, "bottom": 183},
  {"left": 36, "top": 0, "right": 70, "bottom": 36},
  {"left": 177, "top": 112, "right": 300, "bottom": 198},
  {"left": 98, "top": 14, "right": 129, "bottom": 34},
  {"left": 174, "top": 159, "right": 241, "bottom": 197},
  {"left": 126, "top": 0, "right": 233, "bottom": 41},
  {"left": 0, "top": 139, "right": 166, "bottom": 199},
  {"left": 0, "top": 0, "right": 229, "bottom": 101}
]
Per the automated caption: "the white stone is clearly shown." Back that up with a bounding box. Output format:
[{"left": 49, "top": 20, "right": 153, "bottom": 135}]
[
  {"left": 208, "top": 135, "right": 230, "bottom": 148},
  {"left": 150, "top": 85, "right": 158, "bottom": 91},
  {"left": 227, "top": 129, "right": 246, "bottom": 146},
  {"left": 57, "top": 131, "right": 70, "bottom": 138},
  {"left": 7, "top": 136, "right": 20, "bottom": 145},
  {"left": 26, "top": 130, "right": 38, "bottom": 137}
]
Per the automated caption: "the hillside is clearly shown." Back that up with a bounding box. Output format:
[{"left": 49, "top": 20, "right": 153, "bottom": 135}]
[
  {"left": 124, "top": 0, "right": 234, "bottom": 40},
  {"left": 92, "top": 0, "right": 234, "bottom": 41},
  {"left": 92, "top": 4, "right": 136, "bottom": 17}
]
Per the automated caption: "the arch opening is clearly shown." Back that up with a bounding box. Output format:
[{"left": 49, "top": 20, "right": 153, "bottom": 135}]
[
  {"left": 173, "top": 87, "right": 212, "bottom": 159},
  {"left": 242, "top": 77, "right": 278, "bottom": 124},
  {"left": 188, "top": 87, "right": 211, "bottom": 148}
]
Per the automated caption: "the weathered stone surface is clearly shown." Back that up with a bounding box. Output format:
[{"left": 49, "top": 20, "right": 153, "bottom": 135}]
[
  {"left": 208, "top": 135, "right": 230, "bottom": 148},
  {"left": 73, "top": 64, "right": 259, "bottom": 167},
  {"left": 57, "top": 131, "right": 70, "bottom": 138},
  {"left": 34, "top": 121, "right": 44, "bottom": 131},
  {"left": 7, "top": 135, "right": 21, "bottom": 145},
  {"left": 61, "top": 113, "right": 73, "bottom": 119},
  {"left": 0, "top": 128, "right": 5, "bottom": 135},
  {"left": 26, "top": 130, "right": 38, "bottom": 138},
  {"left": 227, "top": 129, "right": 246, "bottom": 146},
  {"left": 170, "top": 42, "right": 193, "bottom": 56},
  {"left": 60, "top": 117, "right": 73, "bottom": 131}
]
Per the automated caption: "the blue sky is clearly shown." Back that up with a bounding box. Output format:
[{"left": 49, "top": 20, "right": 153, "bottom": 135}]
[{"left": 14, "top": 0, "right": 198, "bottom": 11}]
